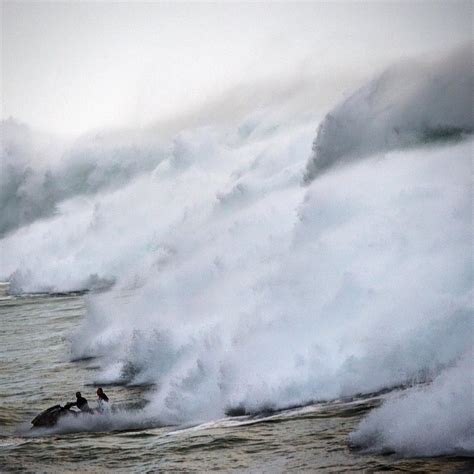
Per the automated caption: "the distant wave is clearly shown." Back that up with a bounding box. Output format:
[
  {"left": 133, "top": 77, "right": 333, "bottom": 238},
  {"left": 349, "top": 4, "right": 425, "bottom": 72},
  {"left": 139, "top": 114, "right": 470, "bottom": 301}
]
[
  {"left": 304, "top": 45, "right": 473, "bottom": 182},
  {"left": 0, "top": 118, "right": 167, "bottom": 237}
]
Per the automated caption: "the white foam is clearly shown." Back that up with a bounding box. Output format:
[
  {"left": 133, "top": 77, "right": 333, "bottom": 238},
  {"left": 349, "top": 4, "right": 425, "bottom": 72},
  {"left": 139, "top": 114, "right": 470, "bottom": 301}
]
[
  {"left": 67, "top": 138, "right": 472, "bottom": 429},
  {"left": 351, "top": 349, "right": 474, "bottom": 456}
]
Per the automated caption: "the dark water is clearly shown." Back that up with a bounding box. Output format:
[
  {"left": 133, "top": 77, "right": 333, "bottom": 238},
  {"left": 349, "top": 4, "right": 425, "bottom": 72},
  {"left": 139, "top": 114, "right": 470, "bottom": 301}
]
[{"left": 1, "top": 294, "right": 472, "bottom": 472}]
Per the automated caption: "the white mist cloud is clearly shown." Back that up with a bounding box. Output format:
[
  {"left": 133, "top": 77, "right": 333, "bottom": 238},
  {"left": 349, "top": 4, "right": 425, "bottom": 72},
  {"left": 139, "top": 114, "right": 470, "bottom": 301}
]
[{"left": 2, "top": 1, "right": 471, "bottom": 136}]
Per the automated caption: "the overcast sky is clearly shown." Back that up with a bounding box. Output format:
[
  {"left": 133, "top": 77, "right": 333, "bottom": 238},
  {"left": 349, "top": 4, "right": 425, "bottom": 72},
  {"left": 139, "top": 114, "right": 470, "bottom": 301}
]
[{"left": 1, "top": 1, "right": 472, "bottom": 136}]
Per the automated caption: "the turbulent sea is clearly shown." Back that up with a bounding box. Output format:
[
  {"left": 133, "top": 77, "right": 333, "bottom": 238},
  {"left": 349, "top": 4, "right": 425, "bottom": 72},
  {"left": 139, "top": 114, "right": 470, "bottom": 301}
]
[
  {"left": 1, "top": 46, "right": 473, "bottom": 471},
  {"left": 1, "top": 294, "right": 473, "bottom": 472}
]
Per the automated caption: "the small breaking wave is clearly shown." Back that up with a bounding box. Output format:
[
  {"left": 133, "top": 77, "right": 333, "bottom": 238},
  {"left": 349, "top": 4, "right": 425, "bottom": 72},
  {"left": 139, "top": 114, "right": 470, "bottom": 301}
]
[{"left": 350, "top": 349, "right": 474, "bottom": 457}]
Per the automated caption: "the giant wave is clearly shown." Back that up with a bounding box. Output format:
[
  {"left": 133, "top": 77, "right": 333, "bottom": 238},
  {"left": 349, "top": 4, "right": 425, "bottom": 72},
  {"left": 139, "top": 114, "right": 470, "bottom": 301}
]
[{"left": 1, "top": 46, "right": 472, "bottom": 456}]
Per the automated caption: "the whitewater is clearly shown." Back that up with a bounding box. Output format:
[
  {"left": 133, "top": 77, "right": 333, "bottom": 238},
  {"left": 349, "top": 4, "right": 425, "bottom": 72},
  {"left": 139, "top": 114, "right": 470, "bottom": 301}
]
[{"left": 1, "top": 46, "right": 472, "bottom": 459}]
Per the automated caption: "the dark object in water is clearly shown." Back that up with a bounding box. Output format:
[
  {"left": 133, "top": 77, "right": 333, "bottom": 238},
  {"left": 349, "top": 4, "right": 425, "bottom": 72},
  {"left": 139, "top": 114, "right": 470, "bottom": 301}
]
[{"left": 31, "top": 403, "right": 81, "bottom": 428}]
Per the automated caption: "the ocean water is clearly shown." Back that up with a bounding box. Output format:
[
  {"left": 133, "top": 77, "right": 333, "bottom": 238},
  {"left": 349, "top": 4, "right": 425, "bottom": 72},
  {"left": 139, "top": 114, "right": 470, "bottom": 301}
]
[{"left": 1, "top": 294, "right": 472, "bottom": 472}]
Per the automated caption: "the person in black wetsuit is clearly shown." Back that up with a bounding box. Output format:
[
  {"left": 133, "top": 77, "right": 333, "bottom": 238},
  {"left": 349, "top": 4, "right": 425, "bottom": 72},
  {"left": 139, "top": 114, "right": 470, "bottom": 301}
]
[{"left": 70, "top": 391, "right": 92, "bottom": 413}]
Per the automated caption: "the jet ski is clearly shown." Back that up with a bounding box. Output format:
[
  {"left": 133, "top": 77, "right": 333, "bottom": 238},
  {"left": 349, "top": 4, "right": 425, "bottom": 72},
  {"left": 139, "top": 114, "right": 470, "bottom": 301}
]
[{"left": 31, "top": 402, "right": 83, "bottom": 428}]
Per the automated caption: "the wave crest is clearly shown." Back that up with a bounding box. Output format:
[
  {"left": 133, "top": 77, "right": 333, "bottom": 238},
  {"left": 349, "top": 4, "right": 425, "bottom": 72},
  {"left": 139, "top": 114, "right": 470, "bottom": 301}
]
[{"left": 304, "top": 45, "right": 473, "bottom": 182}]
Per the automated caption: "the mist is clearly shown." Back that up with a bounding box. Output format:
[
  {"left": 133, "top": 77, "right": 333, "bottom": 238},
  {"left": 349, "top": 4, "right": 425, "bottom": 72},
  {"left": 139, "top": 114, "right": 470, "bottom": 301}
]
[{"left": 2, "top": 1, "right": 471, "bottom": 135}]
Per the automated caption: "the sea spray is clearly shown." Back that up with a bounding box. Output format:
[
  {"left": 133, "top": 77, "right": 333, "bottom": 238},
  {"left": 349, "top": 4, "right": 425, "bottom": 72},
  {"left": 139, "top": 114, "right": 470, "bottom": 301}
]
[
  {"left": 67, "top": 136, "right": 472, "bottom": 432},
  {"left": 350, "top": 348, "right": 474, "bottom": 456}
]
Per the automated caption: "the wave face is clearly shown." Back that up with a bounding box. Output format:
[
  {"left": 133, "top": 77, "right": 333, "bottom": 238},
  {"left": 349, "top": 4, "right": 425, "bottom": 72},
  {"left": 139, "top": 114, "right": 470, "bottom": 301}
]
[
  {"left": 304, "top": 45, "right": 473, "bottom": 181},
  {"left": 2, "top": 47, "right": 472, "bottom": 456}
]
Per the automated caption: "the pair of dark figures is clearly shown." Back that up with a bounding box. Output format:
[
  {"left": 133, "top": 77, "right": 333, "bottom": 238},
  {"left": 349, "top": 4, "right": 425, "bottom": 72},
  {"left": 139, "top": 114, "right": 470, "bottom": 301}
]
[{"left": 70, "top": 387, "right": 109, "bottom": 413}]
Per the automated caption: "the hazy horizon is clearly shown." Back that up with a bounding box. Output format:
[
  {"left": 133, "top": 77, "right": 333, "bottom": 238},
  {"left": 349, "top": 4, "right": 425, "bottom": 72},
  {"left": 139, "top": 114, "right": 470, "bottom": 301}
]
[{"left": 2, "top": 1, "right": 472, "bottom": 137}]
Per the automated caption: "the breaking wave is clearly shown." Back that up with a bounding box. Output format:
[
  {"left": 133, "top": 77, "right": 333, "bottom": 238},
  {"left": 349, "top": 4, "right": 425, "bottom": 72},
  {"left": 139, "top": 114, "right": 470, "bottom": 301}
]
[
  {"left": 304, "top": 45, "right": 473, "bottom": 181},
  {"left": 350, "top": 348, "right": 473, "bottom": 457},
  {"left": 0, "top": 119, "right": 167, "bottom": 238},
  {"left": 1, "top": 46, "right": 472, "bottom": 456}
]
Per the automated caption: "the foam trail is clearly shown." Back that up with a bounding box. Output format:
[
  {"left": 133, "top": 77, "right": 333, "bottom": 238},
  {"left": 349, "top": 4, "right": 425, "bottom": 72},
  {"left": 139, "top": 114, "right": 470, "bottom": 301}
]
[{"left": 24, "top": 407, "right": 163, "bottom": 437}]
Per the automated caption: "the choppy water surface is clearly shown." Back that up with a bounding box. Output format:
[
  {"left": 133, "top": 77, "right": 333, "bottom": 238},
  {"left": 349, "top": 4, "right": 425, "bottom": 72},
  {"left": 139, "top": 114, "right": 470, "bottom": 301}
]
[{"left": 0, "top": 295, "right": 472, "bottom": 472}]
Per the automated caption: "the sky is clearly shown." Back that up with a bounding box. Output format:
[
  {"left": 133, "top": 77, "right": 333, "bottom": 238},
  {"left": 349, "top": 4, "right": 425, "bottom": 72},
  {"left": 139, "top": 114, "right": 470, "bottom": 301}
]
[{"left": 1, "top": 1, "right": 472, "bottom": 137}]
